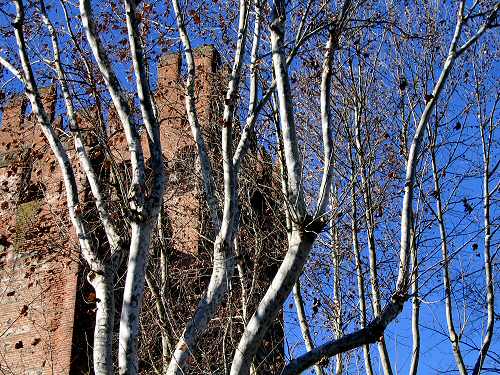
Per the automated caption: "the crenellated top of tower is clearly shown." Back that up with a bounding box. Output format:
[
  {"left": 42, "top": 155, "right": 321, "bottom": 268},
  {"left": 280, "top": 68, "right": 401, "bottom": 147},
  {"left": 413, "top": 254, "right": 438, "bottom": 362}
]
[
  {"left": 156, "top": 44, "right": 221, "bottom": 99},
  {"left": 193, "top": 44, "right": 221, "bottom": 74},
  {"left": 0, "top": 45, "right": 223, "bottom": 179}
]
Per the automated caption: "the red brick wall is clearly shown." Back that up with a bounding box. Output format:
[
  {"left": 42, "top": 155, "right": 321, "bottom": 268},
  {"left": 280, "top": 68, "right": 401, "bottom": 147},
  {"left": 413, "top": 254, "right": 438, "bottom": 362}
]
[
  {"left": 0, "top": 86, "right": 79, "bottom": 375},
  {"left": 0, "top": 46, "right": 222, "bottom": 373}
]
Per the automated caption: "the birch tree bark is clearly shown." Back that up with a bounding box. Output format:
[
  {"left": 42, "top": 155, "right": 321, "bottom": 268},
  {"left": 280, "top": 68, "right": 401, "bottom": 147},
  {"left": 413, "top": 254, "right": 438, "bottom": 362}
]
[
  {"left": 293, "top": 281, "right": 325, "bottom": 375},
  {"left": 88, "top": 269, "right": 116, "bottom": 375},
  {"left": 471, "top": 75, "right": 497, "bottom": 375},
  {"left": 349, "top": 146, "right": 374, "bottom": 375},
  {"left": 353, "top": 100, "right": 393, "bottom": 375},
  {"left": 409, "top": 223, "right": 420, "bottom": 375},
  {"left": 1, "top": 1, "right": 497, "bottom": 374},
  {"left": 428, "top": 123, "right": 467, "bottom": 375},
  {"left": 166, "top": 0, "right": 250, "bottom": 371},
  {"left": 277, "top": 1, "right": 497, "bottom": 372},
  {"left": 1, "top": 2, "right": 117, "bottom": 374},
  {"left": 230, "top": 2, "right": 351, "bottom": 372},
  {"left": 38, "top": 4, "right": 123, "bottom": 372},
  {"left": 118, "top": 1, "right": 166, "bottom": 372}
]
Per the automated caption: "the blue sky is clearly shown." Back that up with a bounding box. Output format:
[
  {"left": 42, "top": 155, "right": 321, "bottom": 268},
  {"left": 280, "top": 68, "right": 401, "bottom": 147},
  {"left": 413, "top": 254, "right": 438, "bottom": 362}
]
[{"left": 1, "top": 0, "right": 498, "bottom": 373}]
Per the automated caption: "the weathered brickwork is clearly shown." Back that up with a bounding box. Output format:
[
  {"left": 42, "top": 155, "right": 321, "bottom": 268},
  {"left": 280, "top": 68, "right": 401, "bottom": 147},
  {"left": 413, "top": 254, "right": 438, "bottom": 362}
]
[
  {"left": 0, "top": 46, "right": 226, "bottom": 374},
  {"left": 0, "top": 46, "right": 283, "bottom": 374},
  {"left": 0, "top": 85, "right": 79, "bottom": 375}
]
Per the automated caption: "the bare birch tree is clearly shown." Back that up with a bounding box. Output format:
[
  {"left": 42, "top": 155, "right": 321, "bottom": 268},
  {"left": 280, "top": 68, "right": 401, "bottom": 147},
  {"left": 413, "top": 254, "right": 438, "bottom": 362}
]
[
  {"left": 1, "top": 0, "right": 165, "bottom": 373},
  {"left": 0, "top": 0, "right": 498, "bottom": 374}
]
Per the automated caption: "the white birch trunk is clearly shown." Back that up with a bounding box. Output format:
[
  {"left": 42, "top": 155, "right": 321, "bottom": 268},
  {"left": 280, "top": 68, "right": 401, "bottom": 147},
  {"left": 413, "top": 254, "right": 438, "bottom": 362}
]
[
  {"left": 429, "top": 131, "right": 467, "bottom": 375},
  {"left": 79, "top": 2, "right": 165, "bottom": 372},
  {"left": 268, "top": 10, "right": 306, "bottom": 221},
  {"left": 230, "top": 4, "right": 312, "bottom": 372},
  {"left": 349, "top": 153, "right": 374, "bottom": 375},
  {"left": 277, "top": 2, "right": 495, "bottom": 372},
  {"left": 353, "top": 104, "right": 393, "bottom": 375},
  {"left": 231, "top": 229, "right": 317, "bottom": 375},
  {"left": 396, "top": 0, "right": 466, "bottom": 293},
  {"left": 315, "top": 31, "right": 336, "bottom": 217},
  {"left": 79, "top": 0, "right": 147, "bottom": 213},
  {"left": 89, "top": 270, "right": 116, "bottom": 375},
  {"left": 231, "top": 3, "right": 353, "bottom": 372},
  {"left": 39, "top": 0, "right": 123, "bottom": 258},
  {"left": 233, "top": 0, "right": 262, "bottom": 174},
  {"left": 293, "top": 281, "right": 325, "bottom": 375},
  {"left": 123, "top": 0, "right": 165, "bottom": 213},
  {"left": 409, "top": 225, "right": 420, "bottom": 375},
  {"left": 5, "top": 2, "right": 115, "bottom": 374},
  {"left": 167, "top": 0, "right": 249, "bottom": 371},
  {"left": 119, "top": 222, "right": 154, "bottom": 374},
  {"left": 472, "top": 74, "right": 496, "bottom": 375}
]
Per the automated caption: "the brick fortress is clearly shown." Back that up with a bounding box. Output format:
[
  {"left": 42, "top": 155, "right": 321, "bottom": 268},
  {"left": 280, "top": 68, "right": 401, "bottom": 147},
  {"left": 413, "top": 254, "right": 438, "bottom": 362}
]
[{"left": 0, "top": 46, "right": 284, "bottom": 374}]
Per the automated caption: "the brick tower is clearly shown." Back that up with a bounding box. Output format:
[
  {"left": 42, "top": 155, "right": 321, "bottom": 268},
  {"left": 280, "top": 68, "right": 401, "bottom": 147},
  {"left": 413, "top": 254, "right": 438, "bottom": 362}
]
[
  {"left": 0, "top": 46, "right": 284, "bottom": 374},
  {"left": 0, "top": 86, "right": 80, "bottom": 374}
]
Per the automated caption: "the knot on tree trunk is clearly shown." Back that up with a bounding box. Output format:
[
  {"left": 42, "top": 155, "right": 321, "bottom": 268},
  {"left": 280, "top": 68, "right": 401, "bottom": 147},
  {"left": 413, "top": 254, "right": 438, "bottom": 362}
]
[{"left": 303, "top": 214, "right": 328, "bottom": 241}]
